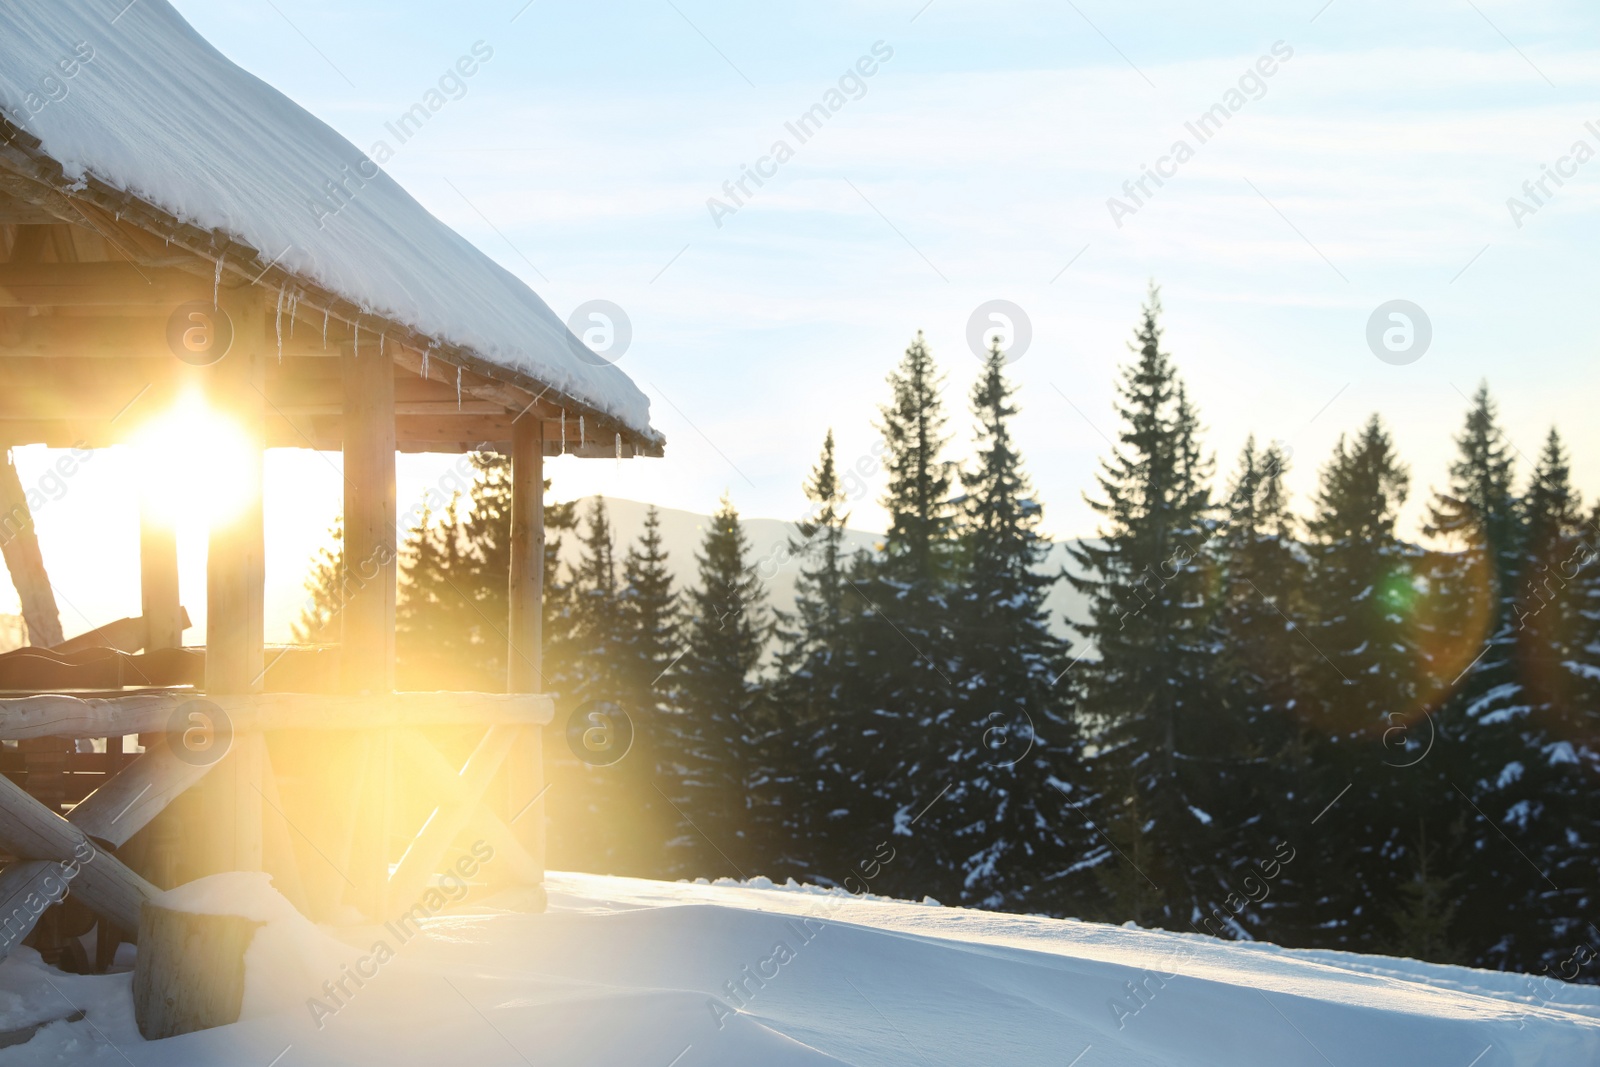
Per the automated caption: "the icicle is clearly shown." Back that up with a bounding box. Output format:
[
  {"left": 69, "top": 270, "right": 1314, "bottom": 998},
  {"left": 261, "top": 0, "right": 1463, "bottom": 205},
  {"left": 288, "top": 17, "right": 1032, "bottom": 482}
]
[
  {"left": 274, "top": 288, "right": 284, "bottom": 362},
  {"left": 421, "top": 345, "right": 430, "bottom": 379},
  {"left": 615, "top": 433, "right": 621, "bottom": 461},
  {"left": 322, "top": 309, "right": 328, "bottom": 348},
  {"left": 353, "top": 323, "right": 359, "bottom": 358},
  {"left": 380, "top": 334, "right": 386, "bottom": 357},
  {"left": 560, "top": 410, "right": 566, "bottom": 455},
  {"left": 212, "top": 255, "right": 223, "bottom": 307},
  {"left": 288, "top": 293, "right": 297, "bottom": 338},
  {"left": 455, "top": 365, "right": 462, "bottom": 409},
  {"left": 579, "top": 415, "right": 585, "bottom": 447}
]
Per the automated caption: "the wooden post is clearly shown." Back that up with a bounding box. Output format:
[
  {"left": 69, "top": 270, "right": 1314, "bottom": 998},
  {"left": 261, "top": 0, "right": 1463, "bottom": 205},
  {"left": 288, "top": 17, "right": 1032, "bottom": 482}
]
[
  {"left": 340, "top": 333, "right": 396, "bottom": 913},
  {"left": 202, "top": 286, "right": 266, "bottom": 876},
  {"left": 340, "top": 335, "right": 396, "bottom": 694},
  {"left": 0, "top": 448, "right": 64, "bottom": 648},
  {"left": 506, "top": 417, "right": 546, "bottom": 894},
  {"left": 139, "top": 498, "right": 183, "bottom": 651}
]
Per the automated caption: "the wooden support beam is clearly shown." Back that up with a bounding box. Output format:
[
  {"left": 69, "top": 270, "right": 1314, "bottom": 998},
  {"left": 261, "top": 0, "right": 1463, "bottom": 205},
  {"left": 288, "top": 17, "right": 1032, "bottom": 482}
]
[
  {"left": 0, "top": 448, "right": 63, "bottom": 648},
  {"left": 506, "top": 416, "right": 547, "bottom": 890},
  {"left": 390, "top": 730, "right": 543, "bottom": 887},
  {"left": 70, "top": 734, "right": 222, "bottom": 849},
  {"left": 0, "top": 770, "right": 157, "bottom": 935},
  {"left": 0, "top": 263, "right": 209, "bottom": 307},
  {"left": 0, "top": 734, "right": 221, "bottom": 963},
  {"left": 141, "top": 492, "right": 184, "bottom": 651},
  {"left": 340, "top": 338, "right": 396, "bottom": 694},
  {"left": 202, "top": 287, "right": 267, "bottom": 876},
  {"left": 385, "top": 725, "right": 516, "bottom": 912},
  {"left": 509, "top": 417, "right": 545, "bottom": 695}
]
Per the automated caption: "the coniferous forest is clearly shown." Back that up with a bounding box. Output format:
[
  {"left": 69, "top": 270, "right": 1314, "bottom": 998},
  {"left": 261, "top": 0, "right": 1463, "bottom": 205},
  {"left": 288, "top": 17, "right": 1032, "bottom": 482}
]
[{"left": 299, "top": 286, "right": 1600, "bottom": 980}]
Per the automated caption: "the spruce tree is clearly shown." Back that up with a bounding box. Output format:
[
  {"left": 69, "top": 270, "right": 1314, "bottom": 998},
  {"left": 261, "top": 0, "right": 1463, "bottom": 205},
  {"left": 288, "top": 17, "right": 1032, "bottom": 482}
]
[
  {"left": 1468, "top": 428, "right": 1598, "bottom": 971},
  {"left": 846, "top": 332, "right": 966, "bottom": 901},
  {"left": 1299, "top": 414, "right": 1431, "bottom": 953},
  {"left": 1065, "top": 286, "right": 1220, "bottom": 929},
  {"left": 1208, "top": 437, "right": 1310, "bottom": 942},
  {"left": 772, "top": 432, "right": 858, "bottom": 880},
  {"left": 546, "top": 498, "right": 644, "bottom": 875},
  {"left": 950, "top": 342, "right": 1092, "bottom": 913},
  {"left": 661, "top": 494, "right": 771, "bottom": 876},
  {"left": 619, "top": 505, "right": 681, "bottom": 708}
]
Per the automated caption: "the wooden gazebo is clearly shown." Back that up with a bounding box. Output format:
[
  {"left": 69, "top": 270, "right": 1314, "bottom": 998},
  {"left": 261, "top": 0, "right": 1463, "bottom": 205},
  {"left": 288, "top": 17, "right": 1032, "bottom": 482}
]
[{"left": 0, "top": 0, "right": 662, "bottom": 1005}]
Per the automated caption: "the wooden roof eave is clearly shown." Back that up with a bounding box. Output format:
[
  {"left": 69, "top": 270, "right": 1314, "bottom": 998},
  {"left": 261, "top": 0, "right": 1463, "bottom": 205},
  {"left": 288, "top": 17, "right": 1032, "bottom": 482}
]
[{"left": 0, "top": 122, "right": 665, "bottom": 459}]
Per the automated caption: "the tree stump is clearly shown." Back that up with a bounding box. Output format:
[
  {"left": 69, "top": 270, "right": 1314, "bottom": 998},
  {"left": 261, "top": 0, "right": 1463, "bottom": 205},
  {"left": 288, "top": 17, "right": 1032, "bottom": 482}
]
[{"left": 132, "top": 902, "right": 262, "bottom": 1040}]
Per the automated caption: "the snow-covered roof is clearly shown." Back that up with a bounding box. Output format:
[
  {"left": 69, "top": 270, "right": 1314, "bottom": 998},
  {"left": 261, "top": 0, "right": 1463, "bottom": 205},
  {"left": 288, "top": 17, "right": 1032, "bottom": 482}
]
[{"left": 0, "top": 1, "right": 659, "bottom": 445}]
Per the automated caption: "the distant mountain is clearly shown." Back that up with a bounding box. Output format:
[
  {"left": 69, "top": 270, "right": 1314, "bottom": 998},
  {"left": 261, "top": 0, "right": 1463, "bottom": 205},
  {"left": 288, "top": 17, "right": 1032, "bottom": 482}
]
[{"left": 555, "top": 497, "right": 1093, "bottom": 640}]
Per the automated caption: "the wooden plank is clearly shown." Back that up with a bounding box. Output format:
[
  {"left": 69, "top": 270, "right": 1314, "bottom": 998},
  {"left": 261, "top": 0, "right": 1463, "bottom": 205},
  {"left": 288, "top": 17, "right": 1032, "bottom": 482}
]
[
  {"left": 0, "top": 691, "right": 556, "bottom": 740},
  {"left": 0, "top": 263, "right": 209, "bottom": 307},
  {"left": 341, "top": 337, "right": 396, "bottom": 694},
  {"left": 0, "top": 448, "right": 63, "bottom": 647}
]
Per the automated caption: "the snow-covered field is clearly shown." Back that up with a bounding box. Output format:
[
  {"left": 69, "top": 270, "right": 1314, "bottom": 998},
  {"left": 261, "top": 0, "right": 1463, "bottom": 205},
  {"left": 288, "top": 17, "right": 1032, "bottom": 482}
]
[{"left": 2, "top": 872, "right": 1596, "bottom": 1065}]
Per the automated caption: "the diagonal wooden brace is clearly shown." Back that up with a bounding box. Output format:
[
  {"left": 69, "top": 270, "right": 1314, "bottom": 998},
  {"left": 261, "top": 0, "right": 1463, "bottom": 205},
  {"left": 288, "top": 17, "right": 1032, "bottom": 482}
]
[{"left": 0, "top": 734, "right": 219, "bottom": 961}]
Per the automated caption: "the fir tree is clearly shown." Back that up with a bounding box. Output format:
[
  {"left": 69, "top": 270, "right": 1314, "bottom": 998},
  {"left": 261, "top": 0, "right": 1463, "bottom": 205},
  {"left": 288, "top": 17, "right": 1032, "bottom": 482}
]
[
  {"left": 1065, "top": 286, "right": 1220, "bottom": 929},
  {"left": 619, "top": 505, "right": 680, "bottom": 708},
  {"left": 660, "top": 494, "right": 771, "bottom": 876},
  {"left": 772, "top": 432, "right": 858, "bottom": 879},
  {"left": 1208, "top": 437, "right": 1310, "bottom": 942},
  {"left": 846, "top": 332, "right": 966, "bottom": 901},
  {"left": 1299, "top": 414, "right": 1434, "bottom": 953},
  {"left": 949, "top": 341, "right": 1092, "bottom": 913}
]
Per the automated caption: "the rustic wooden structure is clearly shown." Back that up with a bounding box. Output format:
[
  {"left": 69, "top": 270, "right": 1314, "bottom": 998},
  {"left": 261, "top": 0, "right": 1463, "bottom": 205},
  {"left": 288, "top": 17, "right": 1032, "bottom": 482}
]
[{"left": 0, "top": 1, "right": 663, "bottom": 1036}]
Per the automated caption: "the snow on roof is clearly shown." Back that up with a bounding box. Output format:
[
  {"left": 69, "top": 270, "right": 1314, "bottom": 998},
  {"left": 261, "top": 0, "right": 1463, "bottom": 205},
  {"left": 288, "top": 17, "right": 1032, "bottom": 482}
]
[{"left": 0, "top": 1, "right": 658, "bottom": 443}]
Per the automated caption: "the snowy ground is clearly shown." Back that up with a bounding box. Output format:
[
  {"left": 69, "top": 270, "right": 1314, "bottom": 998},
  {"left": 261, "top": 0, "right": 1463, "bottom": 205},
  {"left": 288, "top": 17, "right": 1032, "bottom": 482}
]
[{"left": 1, "top": 871, "right": 1597, "bottom": 1065}]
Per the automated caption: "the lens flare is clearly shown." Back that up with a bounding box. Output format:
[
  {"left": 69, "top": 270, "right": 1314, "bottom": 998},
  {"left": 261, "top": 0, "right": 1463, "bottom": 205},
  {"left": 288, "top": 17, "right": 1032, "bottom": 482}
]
[{"left": 131, "top": 391, "right": 256, "bottom": 529}]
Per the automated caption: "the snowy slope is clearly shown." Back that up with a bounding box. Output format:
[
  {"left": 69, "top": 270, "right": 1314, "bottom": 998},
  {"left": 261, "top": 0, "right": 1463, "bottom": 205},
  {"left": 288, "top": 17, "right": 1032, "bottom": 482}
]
[
  {"left": 0, "top": 2, "right": 656, "bottom": 439},
  {"left": 2, "top": 872, "right": 1596, "bottom": 1065}
]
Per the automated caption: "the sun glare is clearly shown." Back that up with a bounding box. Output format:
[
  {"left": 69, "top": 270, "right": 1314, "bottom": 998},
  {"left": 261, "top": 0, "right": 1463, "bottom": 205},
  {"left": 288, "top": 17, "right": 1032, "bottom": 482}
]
[{"left": 131, "top": 391, "right": 256, "bottom": 529}]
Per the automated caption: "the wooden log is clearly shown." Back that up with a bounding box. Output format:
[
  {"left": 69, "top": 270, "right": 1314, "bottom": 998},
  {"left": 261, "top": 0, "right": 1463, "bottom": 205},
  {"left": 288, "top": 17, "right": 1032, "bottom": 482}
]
[
  {"left": 0, "top": 734, "right": 222, "bottom": 962},
  {"left": 69, "top": 732, "right": 221, "bottom": 849},
  {"left": 0, "top": 448, "right": 63, "bottom": 648},
  {"left": 0, "top": 769, "right": 156, "bottom": 934},
  {"left": 132, "top": 903, "right": 262, "bottom": 1040},
  {"left": 0, "top": 691, "right": 555, "bottom": 741},
  {"left": 340, "top": 336, "right": 396, "bottom": 694}
]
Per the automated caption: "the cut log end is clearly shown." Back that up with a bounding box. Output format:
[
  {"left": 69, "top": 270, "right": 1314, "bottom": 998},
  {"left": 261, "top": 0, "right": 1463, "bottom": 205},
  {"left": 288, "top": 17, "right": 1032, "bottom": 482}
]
[{"left": 131, "top": 902, "right": 262, "bottom": 1040}]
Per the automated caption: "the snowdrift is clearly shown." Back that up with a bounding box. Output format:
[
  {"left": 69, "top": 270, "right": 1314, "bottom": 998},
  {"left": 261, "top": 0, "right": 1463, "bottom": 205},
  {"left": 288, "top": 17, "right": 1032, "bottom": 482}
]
[{"left": 0, "top": 872, "right": 1595, "bottom": 1065}]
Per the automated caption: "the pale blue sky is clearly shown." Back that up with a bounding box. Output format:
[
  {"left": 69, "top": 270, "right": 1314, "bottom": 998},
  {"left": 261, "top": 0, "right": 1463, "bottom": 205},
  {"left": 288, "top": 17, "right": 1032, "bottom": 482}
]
[{"left": 10, "top": 0, "right": 1600, "bottom": 637}]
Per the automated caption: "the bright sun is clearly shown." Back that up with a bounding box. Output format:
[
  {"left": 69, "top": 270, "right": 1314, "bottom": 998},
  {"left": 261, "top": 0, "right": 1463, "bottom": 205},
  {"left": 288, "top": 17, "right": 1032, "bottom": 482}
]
[{"left": 131, "top": 391, "right": 256, "bottom": 529}]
